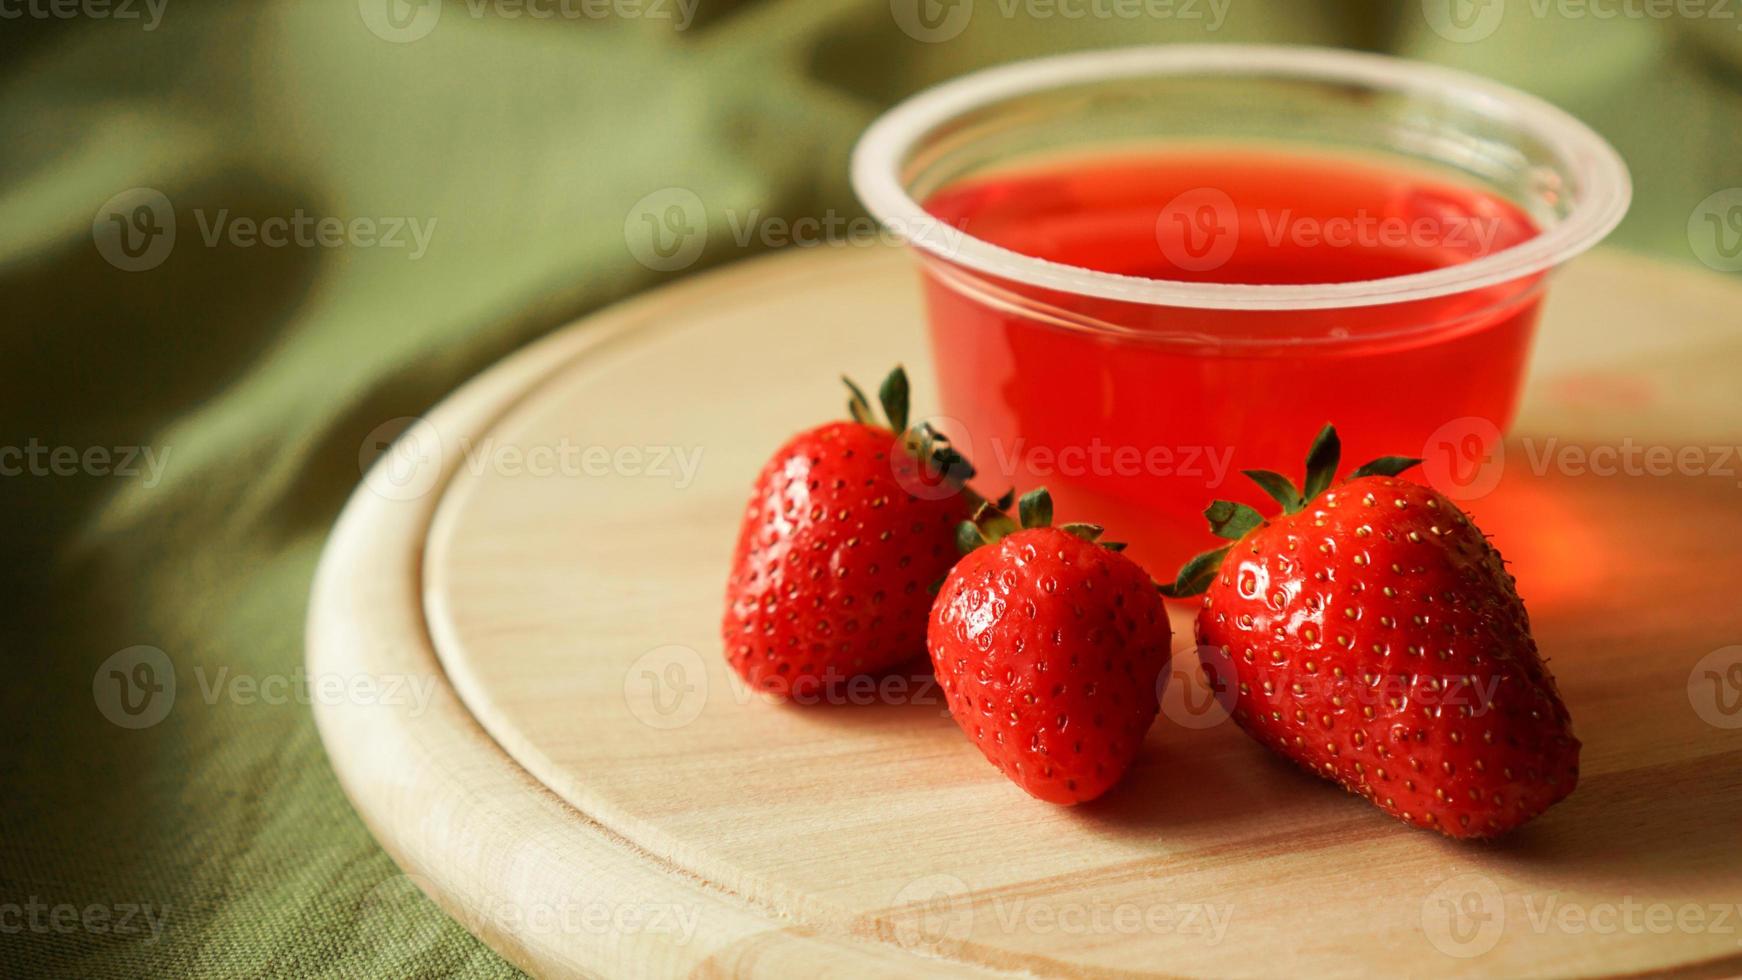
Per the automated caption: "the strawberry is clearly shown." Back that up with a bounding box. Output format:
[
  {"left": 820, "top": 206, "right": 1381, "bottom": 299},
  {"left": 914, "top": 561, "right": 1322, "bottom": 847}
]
[
  {"left": 1159, "top": 425, "right": 1579, "bottom": 839},
  {"left": 930, "top": 489, "right": 1172, "bottom": 805},
  {"left": 723, "top": 367, "right": 979, "bottom": 701}
]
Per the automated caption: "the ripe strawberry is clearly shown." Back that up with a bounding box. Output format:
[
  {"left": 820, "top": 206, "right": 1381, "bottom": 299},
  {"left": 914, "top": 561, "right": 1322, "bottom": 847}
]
[
  {"left": 1160, "top": 425, "right": 1579, "bottom": 839},
  {"left": 723, "top": 367, "right": 979, "bottom": 700},
  {"left": 930, "top": 489, "right": 1172, "bottom": 804}
]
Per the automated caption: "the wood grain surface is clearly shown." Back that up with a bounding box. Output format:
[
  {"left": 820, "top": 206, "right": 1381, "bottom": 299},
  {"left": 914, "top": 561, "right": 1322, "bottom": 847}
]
[{"left": 311, "top": 245, "right": 1742, "bottom": 978}]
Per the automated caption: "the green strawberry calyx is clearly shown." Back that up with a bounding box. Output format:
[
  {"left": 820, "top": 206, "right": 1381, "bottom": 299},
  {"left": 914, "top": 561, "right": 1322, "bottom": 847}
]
[
  {"left": 1156, "top": 424, "right": 1423, "bottom": 598},
  {"left": 955, "top": 486, "right": 1126, "bottom": 557},
  {"left": 844, "top": 365, "right": 977, "bottom": 493}
]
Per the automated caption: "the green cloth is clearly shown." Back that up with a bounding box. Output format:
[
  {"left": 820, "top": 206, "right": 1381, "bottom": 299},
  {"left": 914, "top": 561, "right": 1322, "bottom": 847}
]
[{"left": 2, "top": 2, "right": 1735, "bottom": 975}]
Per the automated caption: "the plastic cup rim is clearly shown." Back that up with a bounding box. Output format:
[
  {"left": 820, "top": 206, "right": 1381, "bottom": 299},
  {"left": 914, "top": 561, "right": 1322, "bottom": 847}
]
[{"left": 850, "top": 44, "right": 1633, "bottom": 313}]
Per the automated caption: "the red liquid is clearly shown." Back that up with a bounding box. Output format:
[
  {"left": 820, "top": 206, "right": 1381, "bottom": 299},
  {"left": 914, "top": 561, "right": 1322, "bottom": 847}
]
[{"left": 921, "top": 148, "right": 1544, "bottom": 572}]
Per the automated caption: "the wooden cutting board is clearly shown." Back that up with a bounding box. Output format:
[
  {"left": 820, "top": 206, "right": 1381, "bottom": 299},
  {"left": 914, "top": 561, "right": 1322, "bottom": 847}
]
[{"left": 308, "top": 245, "right": 1742, "bottom": 978}]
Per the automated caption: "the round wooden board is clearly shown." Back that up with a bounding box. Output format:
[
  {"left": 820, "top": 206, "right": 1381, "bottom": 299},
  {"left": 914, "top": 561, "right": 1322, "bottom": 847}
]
[{"left": 310, "top": 245, "right": 1742, "bottom": 979}]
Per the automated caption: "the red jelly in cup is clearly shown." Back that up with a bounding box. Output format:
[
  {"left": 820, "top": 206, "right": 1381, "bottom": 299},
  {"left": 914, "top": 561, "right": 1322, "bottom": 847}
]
[{"left": 852, "top": 46, "right": 1630, "bottom": 571}]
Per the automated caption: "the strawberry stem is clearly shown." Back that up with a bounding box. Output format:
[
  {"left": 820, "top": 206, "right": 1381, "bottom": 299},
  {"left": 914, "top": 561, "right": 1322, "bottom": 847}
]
[
  {"left": 1350, "top": 455, "right": 1425, "bottom": 479},
  {"left": 1243, "top": 469, "right": 1301, "bottom": 512},
  {"left": 1205, "top": 500, "right": 1263, "bottom": 540},
  {"left": 879, "top": 368, "right": 910, "bottom": 436},
  {"left": 843, "top": 376, "right": 876, "bottom": 427},
  {"left": 1300, "top": 423, "right": 1341, "bottom": 503},
  {"left": 1159, "top": 424, "right": 1428, "bottom": 598},
  {"left": 1158, "top": 546, "right": 1230, "bottom": 597},
  {"left": 843, "top": 366, "right": 996, "bottom": 512},
  {"left": 957, "top": 487, "right": 1121, "bottom": 556},
  {"left": 1018, "top": 487, "right": 1052, "bottom": 529}
]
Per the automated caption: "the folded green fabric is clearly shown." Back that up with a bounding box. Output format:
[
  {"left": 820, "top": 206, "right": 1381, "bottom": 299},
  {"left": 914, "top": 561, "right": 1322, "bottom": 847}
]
[{"left": 1, "top": 2, "right": 1733, "bottom": 975}]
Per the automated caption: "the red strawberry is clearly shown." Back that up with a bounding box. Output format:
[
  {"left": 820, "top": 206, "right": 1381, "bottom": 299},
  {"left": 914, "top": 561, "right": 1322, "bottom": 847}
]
[
  {"left": 1160, "top": 425, "right": 1579, "bottom": 839},
  {"left": 930, "top": 489, "right": 1172, "bottom": 804},
  {"left": 723, "top": 367, "right": 979, "bottom": 701}
]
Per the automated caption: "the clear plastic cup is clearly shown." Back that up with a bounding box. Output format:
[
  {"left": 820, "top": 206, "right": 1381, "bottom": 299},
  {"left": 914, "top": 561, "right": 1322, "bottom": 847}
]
[{"left": 851, "top": 45, "right": 1631, "bottom": 572}]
